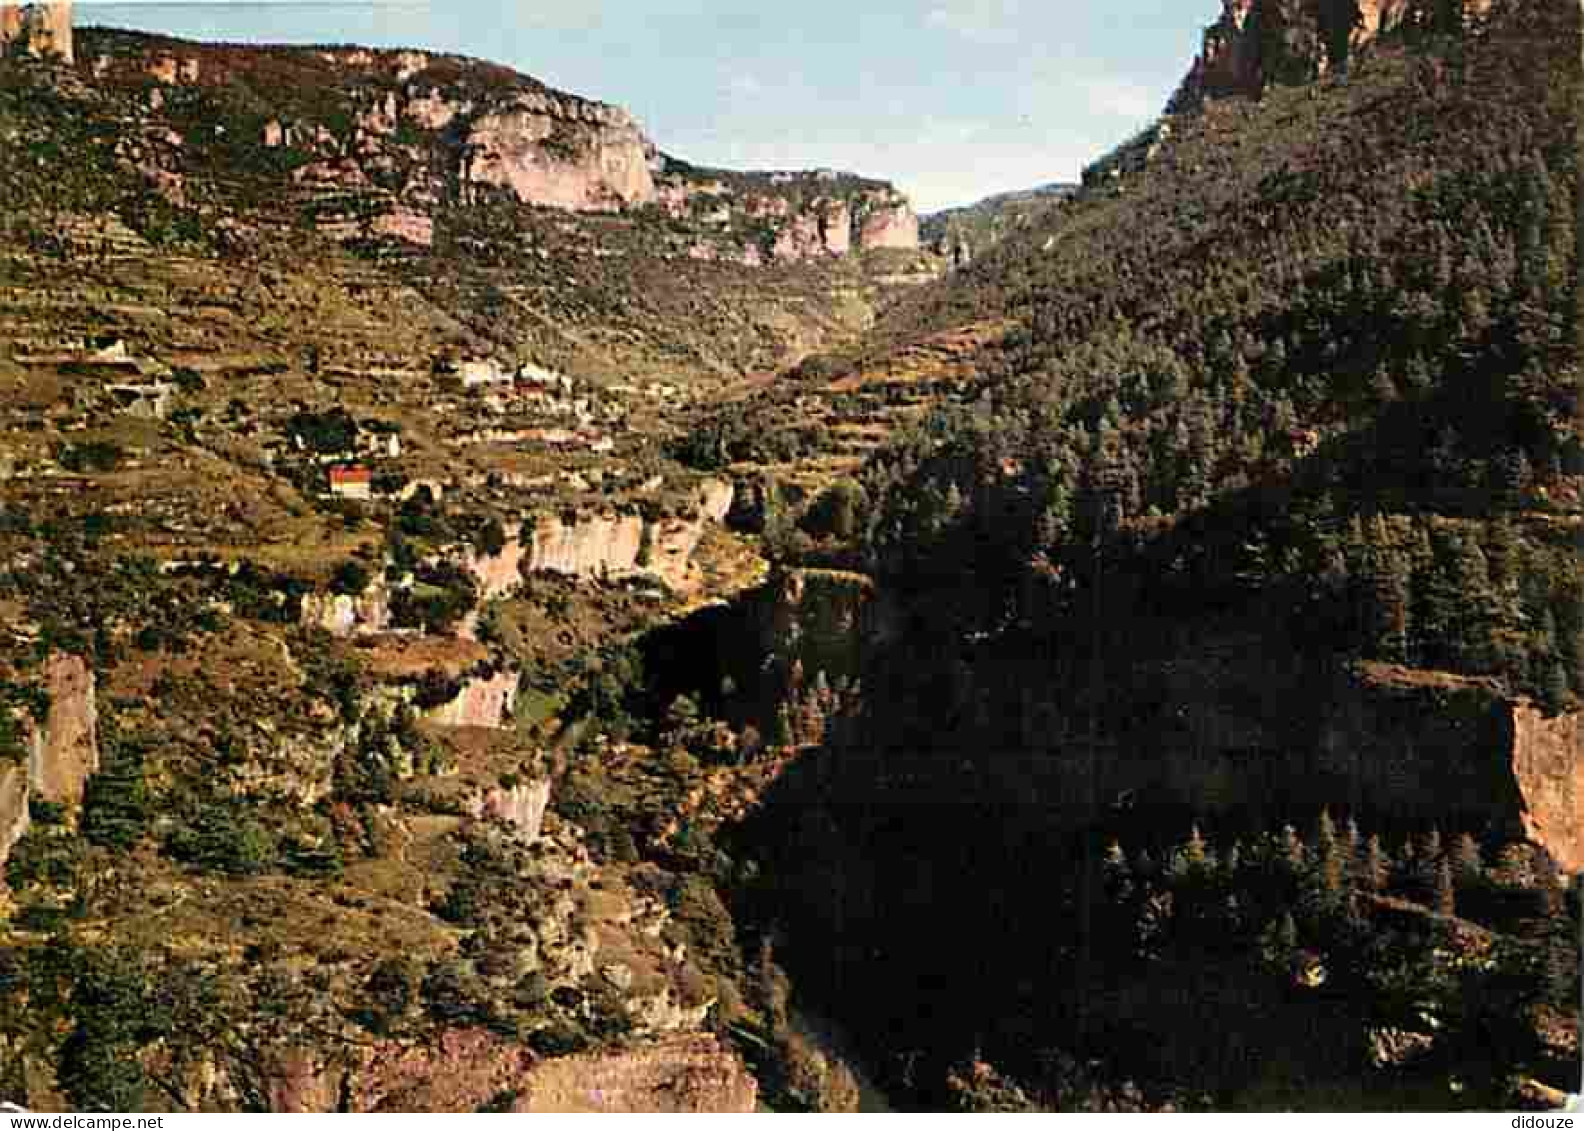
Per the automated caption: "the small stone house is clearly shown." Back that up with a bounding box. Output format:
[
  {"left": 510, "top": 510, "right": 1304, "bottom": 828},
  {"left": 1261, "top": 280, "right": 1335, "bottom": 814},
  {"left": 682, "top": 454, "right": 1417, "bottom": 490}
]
[{"left": 328, "top": 464, "right": 372, "bottom": 500}]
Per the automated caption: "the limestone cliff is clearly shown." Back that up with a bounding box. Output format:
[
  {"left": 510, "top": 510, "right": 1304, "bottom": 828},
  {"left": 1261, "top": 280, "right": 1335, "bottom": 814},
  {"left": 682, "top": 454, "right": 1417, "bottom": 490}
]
[
  {"left": 1171, "top": 0, "right": 1495, "bottom": 109},
  {"left": 657, "top": 170, "right": 921, "bottom": 261},
  {"left": 460, "top": 95, "right": 656, "bottom": 213},
  {"left": 0, "top": 762, "right": 27, "bottom": 875},
  {"left": 0, "top": 2, "right": 72, "bottom": 65},
  {"left": 1505, "top": 705, "right": 1583, "bottom": 872},
  {"left": 460, "top": 480, "right": 735, "bottom": 595},
  {"left": 28, "top": 652, "right": 98, "bottom": 807},
  {"left": 263, "top": 1030, "right": 754, "bottom": 1113},
  {"left": 70, "top": 28, "right": 920, "bottom": 267},
  {"left": 466, "top": 776, "right": 552, "bottom": 843},
  {"left": 513, "top": 1034, "right": 757, "bottom": 1113},
  {"left": 422, "top": 668, "right": 520, "bottom": 730},
  {"left": 299, "top": 576, "right": 392, "bottom": 638}
]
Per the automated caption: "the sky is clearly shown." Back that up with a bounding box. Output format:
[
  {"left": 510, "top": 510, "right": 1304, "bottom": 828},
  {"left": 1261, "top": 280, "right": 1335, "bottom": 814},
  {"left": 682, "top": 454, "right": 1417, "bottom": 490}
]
[{"left": 75, "top": 1, "right": 1214, "bottom": 213}]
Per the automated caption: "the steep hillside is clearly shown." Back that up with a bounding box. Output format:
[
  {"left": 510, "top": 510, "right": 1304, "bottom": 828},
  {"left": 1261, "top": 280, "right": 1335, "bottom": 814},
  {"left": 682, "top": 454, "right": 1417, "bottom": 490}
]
[
  {"left": 0, "top": 17, "right": 936, "bottom": 1114},
  {"left": 0, "top": 0, "right": 1577, "bottom": 1114},
  {"left": 660, "top": 0, "right": 1582, "bottom": 1110},
  {"left": 920, "top": 181, "right": 1078, "bottom": 268}
]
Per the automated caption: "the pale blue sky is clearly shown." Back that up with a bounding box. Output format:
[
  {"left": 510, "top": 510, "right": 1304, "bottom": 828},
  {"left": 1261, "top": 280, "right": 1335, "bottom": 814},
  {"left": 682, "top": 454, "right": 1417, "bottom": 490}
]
[{"left": 78, "top": 2, "right": 1213, "bottom": 212}]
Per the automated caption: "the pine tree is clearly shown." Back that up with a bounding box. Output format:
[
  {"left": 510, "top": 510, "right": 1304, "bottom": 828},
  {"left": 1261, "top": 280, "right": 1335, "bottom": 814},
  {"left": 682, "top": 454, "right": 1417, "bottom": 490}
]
[
  {"left": 81, "top": 740, "right": 148, "bottom": 851},
  {"left": 1184, "top": 824, "right": 1209, "bottom": 872},
  {"left": 1361, "top": 835, "right": 1389, "bottom": 893},
  {"left": 1434, "top": 857, "right": 1456, "bottom": 916},
  {"left": 1344, "top": 818, "right": 1363, "bottom": 885},
  {"left": 1281, "top": 825, "right": 1307, "bottom": 876},
  {"left": 1453, "top": 833, "right": 1483, "bottom": 886},
  {"left": 770, "top": 704, "right": 795, "bottom": 750},
  {"left": 1102, "top": 840, "right": 1132, "bottom": 899}
]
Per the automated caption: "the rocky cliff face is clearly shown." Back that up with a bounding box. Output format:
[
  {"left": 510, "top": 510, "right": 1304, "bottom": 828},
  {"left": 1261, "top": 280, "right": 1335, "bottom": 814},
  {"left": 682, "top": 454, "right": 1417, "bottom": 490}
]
[
  {"left": 514, "top": 1034, "right": 757, "bottom": 1113},
  {"left": 29, "top": 652, "right": 98, "bottom": 807},
  {"left": 75, "top": 30, "right": 917, "bottom": 262},
  {"left": 263, "top": 1030, "right": 754, "bottom": 1113},
  {"left": 461, "top": 95, "right": 656, "bottom": 213},
  {"left": 657, "top": 172, "right": 920, "bottom": 261},
  {"left": 1171, "top": 0, "right": 1494, "bottom": 109},
  {"left": 0, "top": 762, "right": 28, "bottom": 876},
  {"left": 422, "top": 668, "right": 520, "bottom": 730},
  {"left": 460, "top": 481, "right": 736, "bottom": 596},
  {"left": 0, "top": 2, "right": 73, "bottom": 65},
  {"left": 1507, "top": 705, "right": 1584, "bottom": 872},
  {"left": 467, "top": 777, "right": 552, "bottom": 843},
  {"left": 300, "top": 576, "right": 392, "bottom": 637}
]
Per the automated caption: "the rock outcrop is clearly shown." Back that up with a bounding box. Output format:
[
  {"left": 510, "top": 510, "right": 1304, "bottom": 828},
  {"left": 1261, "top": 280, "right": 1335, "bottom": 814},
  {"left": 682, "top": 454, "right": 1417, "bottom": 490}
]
[
  {"left": 0, "top": 1, "right": 72, "bottom": 65},
  {"left": 857, "top": 193, "right": 921, "bottom": 250},
  {"left": 1504, "top": 704, "right": 1583, "bottom": 872},
  {"left": 461, "top": 96, "right": 656, "bottom": 213},
  {"left": 466, "top": 776, "right": 552, "bottom": 842},
  {"left": 657, "top": 173, "right": 921, "bottom": 260},
  {"left": 0, "top": 762, "right": 28, "bottom": 875},
  {"left": 514, "top": 1034, "right": 757, "bottom": 1113},
  {"left": 29, "top": 652, "right": 98, "bottom": 807},
  {"left": 524, "top": 512, "right": 646, "bottom": 579},
  {"left": 461, "top": 481, "right": 736, "bottom": 595},
  {"left": 264, "top": 1030, "right": 754, "bottom": 1113},
  {"left": 1171, "top": 0, "right": 1495, "bottom": 109},
  {"left": 300, "top": 576, "right": 392, "bottom": 637},
  {"left": 423, "top": 669, "right": 519, "bottom": 730}
]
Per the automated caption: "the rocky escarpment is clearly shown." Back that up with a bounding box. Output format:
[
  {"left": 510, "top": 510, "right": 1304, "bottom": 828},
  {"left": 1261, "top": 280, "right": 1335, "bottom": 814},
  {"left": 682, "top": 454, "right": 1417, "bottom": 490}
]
[
  {"left": 263, "top": 1030, "right": 754, "bottom": 1113},
  {"left": 28, "top": 652, "right": 98, "bottom": 807},
  {"left": 300, "top": 575, "right": 392, "bottom": 637},
  {"left": 461, "top": 480, "right": 735, "bottom": 596},
  {"left": 1171, "top": 0, "right": 1495, "bottom": 109},
  {"left": 422, "top": 668, "right": 520, "bottom": 730},
  {"left": 693, "top": 570, "right": 1584, "bottom": 868},
  {"left": 460, "top": 95, "right": 656, "bottom": 213},
  {"left": 78, "top": 29, "right": 918, "bottom": 262},
  {"left": 0, "top": 762, "right": 27, "bottom": 878},
  {"left": 0, "top": 653, "right": 97, "bottom": 878},
  {"left": 0, "top": 1, "right": 73, "bottom": 65},
  {"left": 658, "top": 170, "right": 920, "bottom": 261},
  {"left": 512, "top": 1034, "right": 757, "bottom": 1113},
  {"left": 465, "top": 777, "right": 552, "bottom": 844}
]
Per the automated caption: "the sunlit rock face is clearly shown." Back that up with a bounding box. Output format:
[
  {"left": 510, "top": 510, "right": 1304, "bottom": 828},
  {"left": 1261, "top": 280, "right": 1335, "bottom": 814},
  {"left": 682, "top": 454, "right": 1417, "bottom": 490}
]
[
  {"left": 1171, "top": 0, "right": 1495, "bottom": 109},
  {"left": 263, "top": 1031, "right": 756, "bottom": 1113},
  {"left": 30, "top": 652, "right": 98, "bottom": 807},
  {"left": 0, "top": 2, "right": 73, "bottom": 65},
  {"left": 459, "top": 480, "right": 737, "bottom": 594},
  {"left": 0, "top": 763, "right": 28, "bottom": 876},
  {"left": 300, "top": 577, "right": 393, "bottom": 638},
  {"left": 422, "top": 669, "right": 520, "bottom": 730},
  {"left": 461, "top": 97, "right": 656, "bottom": 213}
]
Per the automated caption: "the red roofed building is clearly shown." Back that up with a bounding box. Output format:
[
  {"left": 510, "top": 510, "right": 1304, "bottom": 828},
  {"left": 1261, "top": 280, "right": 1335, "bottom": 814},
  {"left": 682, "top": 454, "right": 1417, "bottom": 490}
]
[{"left": 328, "top": 464, "right": 372, "bottom": 500}]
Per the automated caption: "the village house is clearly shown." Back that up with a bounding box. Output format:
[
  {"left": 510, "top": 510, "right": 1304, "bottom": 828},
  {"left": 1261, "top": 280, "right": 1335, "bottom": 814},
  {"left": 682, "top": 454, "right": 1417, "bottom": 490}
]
[
  {"left": 458, "top": 358, "right": 513, "bottom": 389},
  {"left": 328, "top": 464, "right": 372, "bottom": 500},
  {"left": 107, "top": 382, "right": 175, "bottom": 421}
]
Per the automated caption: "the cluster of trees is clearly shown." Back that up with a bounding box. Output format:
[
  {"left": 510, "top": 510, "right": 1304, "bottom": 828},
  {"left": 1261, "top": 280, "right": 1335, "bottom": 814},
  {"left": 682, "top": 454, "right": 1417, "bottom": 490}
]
[
  {"left": 1094, "top": 815, "right": 1577, "bottom": 1084},
  {"left": 389, "top": 559, "right": 477, "bottom": 634},
  {"left": 844, "top": 2, "right": 1579, "bottom": 706}
]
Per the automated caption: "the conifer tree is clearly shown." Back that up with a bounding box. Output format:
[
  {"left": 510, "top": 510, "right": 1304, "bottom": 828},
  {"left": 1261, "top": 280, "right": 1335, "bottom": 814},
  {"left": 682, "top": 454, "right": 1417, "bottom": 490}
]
[
  {"left": 1434, "top": 857, "right": 1456, "bottom": 916},
  {"left": 81, "top": 738, "right": 149, "bottom": 852},
  {"left": 1361, "top": 835, "right": 1389, "bottom": 893},
  {"left": 1453, "top": 834, "right": 1483, "bottom": 886}
]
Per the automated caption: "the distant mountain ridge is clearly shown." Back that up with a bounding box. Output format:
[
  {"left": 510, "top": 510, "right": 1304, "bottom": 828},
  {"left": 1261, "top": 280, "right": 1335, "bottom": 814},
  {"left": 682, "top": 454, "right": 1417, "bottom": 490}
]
[
  {"left": 50, "top": 24, "right": 923, "bottom": 264},
  {"left": 920, "top": 181, "right": 1079, "bottom": 267}
]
